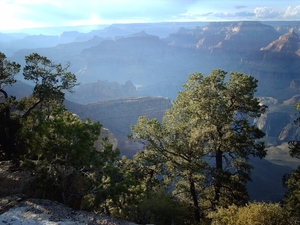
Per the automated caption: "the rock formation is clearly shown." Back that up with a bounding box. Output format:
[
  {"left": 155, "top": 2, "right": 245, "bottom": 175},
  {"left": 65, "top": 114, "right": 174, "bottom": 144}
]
[
  {"left": 261, "top": 29, "right": 300, "bottom": 57},
  {"left": 164, "top": 21, "right": 280, "bottom": 53},
  {"left": 65, "top": 80, "right": 141, "bottom": 104},
  {"left": 94, "top": 128, "right": 118, "bottom": 152}
]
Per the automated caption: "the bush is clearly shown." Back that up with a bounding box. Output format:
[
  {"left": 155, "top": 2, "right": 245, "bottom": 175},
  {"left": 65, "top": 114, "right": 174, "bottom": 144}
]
[
  {"left": 209, "top": 202, "right": 293, "bottom": 225},
  {"left": 19, "top": 107, "right": 105, "bottom": 209},
  {"left": 138, "top": 190, "right": 191, "bottom": 225},
  {"left": 112, "top": 189, "right": 192, "bottom": 225}
]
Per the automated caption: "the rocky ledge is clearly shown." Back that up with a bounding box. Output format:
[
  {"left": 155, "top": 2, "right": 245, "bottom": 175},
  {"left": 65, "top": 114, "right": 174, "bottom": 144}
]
[
  {"left": 0, "top": 162, "right": 136, "bottom": 225},
  {"left": 0, "top": 196, "right": 135, "bottom": 225}
]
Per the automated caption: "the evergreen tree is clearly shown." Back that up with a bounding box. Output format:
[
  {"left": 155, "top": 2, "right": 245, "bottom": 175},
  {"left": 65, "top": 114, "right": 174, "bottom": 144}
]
[
  {"left": 0, "top": 52, "right": 122, "bottom": 211},
  {"left": 0, "top": 52, "right": 77, "bottom": 160},
  {"left": 283, "top": 100, "right": 300, "bottom": 218},
  {"left": 130, "top": 69, "right": 267, "bottom": 222},
  {"left": 19, "top": 106, "right": 102, "bottom": 208},
  {"left": 0, "top": 52, "right": 21, "bottom": 159}
]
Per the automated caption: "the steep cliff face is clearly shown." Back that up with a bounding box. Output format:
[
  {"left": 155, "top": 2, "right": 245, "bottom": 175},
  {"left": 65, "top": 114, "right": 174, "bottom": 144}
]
[
  {"left": 243, "top": 68, "right": 300, "bottom": 97},
  {"left": 255, "top": 112, "right": 295, "bottom": 142},
  {"left": 66, "top": 96, "right": 171, "bottom": 156},
  {"left": 261, "top": 29, "right": 300, "bottom": 57},
  {"left": 271, "top": 21, "right": 300, "bottom": 34},
  {"left": 254, "top": 95, "right": 300, "bottom": 144},
  {"left": 286, "top": 74, "right": 300, "bottom": 91},
  {"left": 76, "top": 31, "right": 175, "bottom": 85},
  {"left": 238, "top": 30, "right": 300, "bottom": 97},
  {"left": 163, "top": 21, "right": 280, "bottom": 53},
  {"left": 65, "top": 80, "right": 141, "bottom": 103},
  {"left": 211, "top": 21, "right": 280, "bottom": 53},
  {"left": 80, "top": 31, "right": 168, "bottom": 60},
  {"left": 163, "top": 26, "right": 205, "bottom": 46}
]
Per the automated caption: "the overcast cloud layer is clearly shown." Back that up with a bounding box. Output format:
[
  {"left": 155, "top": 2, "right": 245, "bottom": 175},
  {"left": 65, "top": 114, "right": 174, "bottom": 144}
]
[{"left": 0, "top": 0, "right": 299, "bottom": 32}]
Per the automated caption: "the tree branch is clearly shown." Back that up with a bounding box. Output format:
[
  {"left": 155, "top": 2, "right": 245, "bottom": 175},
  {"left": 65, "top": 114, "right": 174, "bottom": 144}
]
[{"left": 22, "top": 99, "right": 43, "bottom": 119}]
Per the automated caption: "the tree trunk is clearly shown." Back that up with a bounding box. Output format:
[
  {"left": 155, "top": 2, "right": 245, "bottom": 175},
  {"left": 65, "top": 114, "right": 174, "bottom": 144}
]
[
  {"left": 213, "top": 149, "right": 223, "bottom": 209},
  {"left": 189, "top": 172, "right": 200, "bottom": 222},
  {"left": 0, "top": 89, "right": 20, "bottom": 159}
]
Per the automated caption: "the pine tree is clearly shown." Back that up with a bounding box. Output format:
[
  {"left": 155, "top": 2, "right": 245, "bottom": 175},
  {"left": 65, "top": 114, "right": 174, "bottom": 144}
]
[{"left": 130, "top": 69, "right": 267, "bottom": 222}]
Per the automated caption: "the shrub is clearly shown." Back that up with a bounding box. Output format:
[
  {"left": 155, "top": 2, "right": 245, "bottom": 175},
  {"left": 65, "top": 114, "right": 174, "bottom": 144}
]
[{"left": 209, "top": 202, "right": 292, "bottom": 225}]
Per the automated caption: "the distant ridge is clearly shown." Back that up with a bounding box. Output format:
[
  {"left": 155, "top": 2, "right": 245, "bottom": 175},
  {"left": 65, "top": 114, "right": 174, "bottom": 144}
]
[
  {"left": 261, "top": 29, "right": 300, "bottom": 56},
  {"left": 65, "top": 96, "right": 172, "bottom": 139},
  {"left": 124, "top": 30, "right": 158, "bottom": 38},
  {"left": 163, "top": 21, "right": 280, "bottom": 52}
]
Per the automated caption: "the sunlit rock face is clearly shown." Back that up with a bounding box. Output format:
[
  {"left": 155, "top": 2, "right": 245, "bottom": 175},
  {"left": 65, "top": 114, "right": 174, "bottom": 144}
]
[
  {"left": 94, "top": 128, "right": 118, "bottom": 152},
  {"left": 164, "top": 21, "right": 280, "bottom": 53},
  {"left": 261, "top": 29, "right": 300, "bottom": 56},
  {"left": 208, "top": 21, "right": 280, "bottom": 53}
]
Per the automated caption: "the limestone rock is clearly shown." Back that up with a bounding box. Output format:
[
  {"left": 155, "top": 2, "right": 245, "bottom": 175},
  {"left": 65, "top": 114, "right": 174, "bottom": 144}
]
[{"left": 94, "top": 128, "right": 118, "bottom": 152}]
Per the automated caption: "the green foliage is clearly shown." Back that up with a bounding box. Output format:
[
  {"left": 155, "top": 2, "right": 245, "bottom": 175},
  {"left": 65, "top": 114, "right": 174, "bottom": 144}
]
[
  {"left": 107, "top": 157, "right": 193, "bottom": 224},
  {"left": 283, "top": 166, "right": 300, "bottom": 216},
  {"left": 136, "top": 190, "right": 192, "bottom": 225},
  {"left": 98, "top": 154, "right": 156, "bottom": 220},
  {"left": 209, "top": 202, "right": 292, "bottom": 225},
  {"left": 0, "top": 52, "right": 124, "bottom": 212},
  {"left": 283, "top": 100, "right": 300, "bottom": 217},
  {"left": 23, "top": 53, "right": 77, "bottom": 104},
  {"left": 130, "top": 69, "right": 267, "bottom": 222},
  {"left": 0, "top": 52, "right": 78, "bottom": 160},
  {"left": 0, "top": 52, "right": 20, "bottom": 88},
  {"left": 18, "top": 106, "right": 102, "bottom": 207},
  {"left": 18, "top": 104, "right": 124, "bottom": 210},
  {"left": 0, "top": 53, "right": 21, "bottom": 159},
  {"left": 0, "top": 53, "right": 274, "bottom": 223},
  {"left": 288, "top": 102, "right": 300, "bottom": 159}
]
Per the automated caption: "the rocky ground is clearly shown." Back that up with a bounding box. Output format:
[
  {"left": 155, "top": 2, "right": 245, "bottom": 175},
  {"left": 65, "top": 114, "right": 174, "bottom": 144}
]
[
  {"left": 0, "top": 196, "right": 135, "bottom": 225},
  {"left": 0, "top": 161, "right": 136, "bottom": 225},
  {"left": 0, "top": 196, "right": 134, "bottom": 225}
]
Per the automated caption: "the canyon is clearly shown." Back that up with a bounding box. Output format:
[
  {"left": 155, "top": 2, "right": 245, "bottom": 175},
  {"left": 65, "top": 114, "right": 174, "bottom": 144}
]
[{"left": 2, "top": 21, "right": 300, "bottom": 201}]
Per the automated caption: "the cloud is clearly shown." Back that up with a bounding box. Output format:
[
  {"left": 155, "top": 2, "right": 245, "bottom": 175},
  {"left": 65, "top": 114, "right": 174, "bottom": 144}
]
[
  {"left": 254, "top": 7, "right": 281, "bottom": 19},
  {"left": 234, "top": 11, "right": 255, "bottom": 17},
  {"left": 2, "top": 0, "right": 197, "bottom": 29},
  {"left": 253, "top": 5, "right": 300, "bottom": 20},
  {"left": 1, "top": 0, "right": 300, "bottom": 31},
  {"left": 213, "top": 11, "right": 255, "bottom": 19},
  {"left": 0, "top": 1, "right": 43, "bottom": 30},
  {"left": 284, "top": 5, "right": 300, "bottom": 19},
  {"left": 235, "top": 5, "right": 247, "bottom": 10},
  {"left": 180, "top": 11, "right": 255, "bottom": 21}
]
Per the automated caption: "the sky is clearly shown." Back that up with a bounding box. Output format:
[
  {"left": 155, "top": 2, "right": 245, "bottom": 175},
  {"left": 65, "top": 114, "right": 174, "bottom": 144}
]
[{"left": 0, "top": 0, "right": 300, "bottom": 33}]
